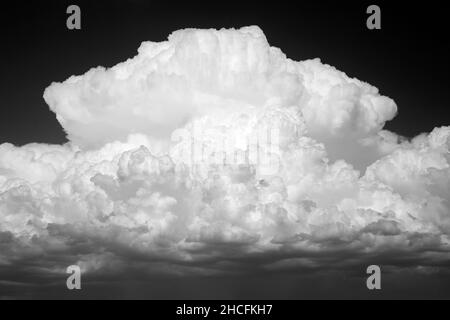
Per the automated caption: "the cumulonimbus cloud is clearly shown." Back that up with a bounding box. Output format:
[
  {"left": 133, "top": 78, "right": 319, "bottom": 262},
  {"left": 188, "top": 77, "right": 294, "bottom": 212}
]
[{"left": 1, "top": 26, "right": 449, "bottom": 282}]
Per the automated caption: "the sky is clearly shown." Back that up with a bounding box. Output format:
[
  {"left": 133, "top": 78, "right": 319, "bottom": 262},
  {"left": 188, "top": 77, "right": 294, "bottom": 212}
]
[
  {"left": 0, "top": 0, "right": 449, "bottom": 145},
  {"left": 0, "top": 0, "right": 450, "bottom": 299}
]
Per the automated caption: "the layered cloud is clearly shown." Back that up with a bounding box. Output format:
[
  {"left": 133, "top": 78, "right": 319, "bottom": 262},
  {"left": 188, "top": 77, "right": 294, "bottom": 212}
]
[{"left": 1, "top": 26, "right": 449, "bottom": 288}]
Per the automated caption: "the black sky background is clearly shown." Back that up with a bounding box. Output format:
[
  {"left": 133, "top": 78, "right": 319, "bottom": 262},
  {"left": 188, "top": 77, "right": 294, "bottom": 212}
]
[{"left": 0, "top": 0, "right": 449, "bottom": 146}]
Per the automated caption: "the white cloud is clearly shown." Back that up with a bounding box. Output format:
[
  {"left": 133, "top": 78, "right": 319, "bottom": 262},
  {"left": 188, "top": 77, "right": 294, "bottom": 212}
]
[{"left": 1, "top": 26, "right": 449, "bottom": 279}]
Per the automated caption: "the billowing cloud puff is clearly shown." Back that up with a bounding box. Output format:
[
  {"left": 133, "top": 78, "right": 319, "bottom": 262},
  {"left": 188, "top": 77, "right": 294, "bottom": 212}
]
[{"left": 1, "top": 27, "right": 449, "bottom": 288}]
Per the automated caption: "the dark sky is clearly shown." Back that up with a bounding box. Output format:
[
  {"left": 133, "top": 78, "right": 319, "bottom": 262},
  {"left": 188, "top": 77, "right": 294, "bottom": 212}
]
[{"left": 0, "top": 0, "right": 449, "bottom": 146}]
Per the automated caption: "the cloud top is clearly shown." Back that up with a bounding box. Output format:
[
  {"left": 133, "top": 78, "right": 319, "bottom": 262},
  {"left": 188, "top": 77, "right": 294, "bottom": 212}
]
[{"left": 43, "top": 26, "right": 396, "bottom": 150}]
